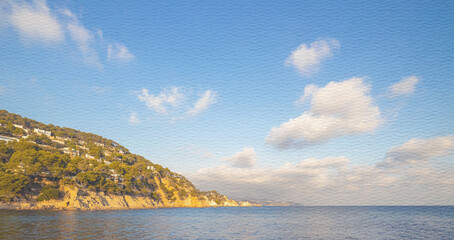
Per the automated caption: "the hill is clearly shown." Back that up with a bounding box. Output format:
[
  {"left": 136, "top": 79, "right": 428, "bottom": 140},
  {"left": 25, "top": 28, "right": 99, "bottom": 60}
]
[{"left": 0, "top": 110, "right": 251, "bottom": 210}]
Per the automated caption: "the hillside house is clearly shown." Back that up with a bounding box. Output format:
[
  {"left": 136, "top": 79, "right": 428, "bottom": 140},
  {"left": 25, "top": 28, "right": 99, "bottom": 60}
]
[
  {"left": 0, "top": 135, "right": 19, "bottom": 142},
  {"left": 85, "top": 154, "right": 95, "bottom": 160},
  {"left": 34, "top": 128, "right": 51, "bottom": 136},
  {"left": 13, "top": 124, "right": 24, "bottom": 129},
  {"left": 62, "top": 148, "right": 71, "bottom": 154},
  {"left": 62, "top": 147, "right": 79, "bottom": 157},
  {"left": 56, "top": 136, "right": 70, "bottom": 141}
]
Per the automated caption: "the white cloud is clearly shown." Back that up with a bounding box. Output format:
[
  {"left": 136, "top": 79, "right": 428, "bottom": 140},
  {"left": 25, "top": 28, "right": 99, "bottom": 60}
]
[
  {"left": 128, "top": 111, "right": 140, "bottom": 124},
  {"left": 188, "top": 138, "right": 454, "bottom": 205},
  {"left": 223, "top": 147, "right": 257, "bottom": 168},
  {"left": 379, "top": 136, "right": 454, "bottom": 168},
  {"left": 9, "top": 0, "right": 64, "bottom": 43},
  {"left": 286, "top": 38, "right": 340, "bottom": 76},
  {"left": 66, "top": 11, "right": 101, "bottom": 68},
  {"left": 67, "top": 22, "right": 91, "bottom": 46},
  {"left": 388, "top": 76, "right": 419, "bottom": 97},
  {"left": 291, "top": 156, "right": 350, "bottom": 169},
  {"left": 137, "top": 87, "right": 185, "bottom": 114},
  {"left": 188, "top": 155, "right": 391, "bottom": 204},
  {"left": 188, "top": 90, "right": 217, "bottom": 116},
  {"left": 295, "top": 84, "right": 318, "bottom": 105},
  {"left": 107, "top": 43, "right": 134, "bottom": 62},
  {"left": 266, "top": 77, "right": 382, "bottom": 148},
  {"left": 62, "top": 8, "right": 75, "bottom": 19},
  {"left": 4, "top": 2, "right": 134, "bottom": 68},
  {"left": 0, "top": 85, "right": 5, "bottom": 95},
  {"left": 137, "top": 88, "right": 217, "bottom": 119}
]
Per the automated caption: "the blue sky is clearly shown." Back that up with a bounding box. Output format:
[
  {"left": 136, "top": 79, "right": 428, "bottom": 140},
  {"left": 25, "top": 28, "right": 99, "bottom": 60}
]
[{"left": 1, "top": 0, "right": 453, "bottom": 205}]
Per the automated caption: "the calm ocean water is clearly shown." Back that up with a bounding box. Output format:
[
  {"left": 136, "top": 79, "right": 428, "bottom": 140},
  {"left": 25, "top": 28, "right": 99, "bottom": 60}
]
[{"left": 0, "top": 206, "right": 453, "bottom": 240}]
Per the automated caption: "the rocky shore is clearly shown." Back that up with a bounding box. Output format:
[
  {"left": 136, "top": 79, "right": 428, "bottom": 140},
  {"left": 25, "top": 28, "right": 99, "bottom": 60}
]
[{"left": 0, "top": 186, "right": 252, "bottom": 210}]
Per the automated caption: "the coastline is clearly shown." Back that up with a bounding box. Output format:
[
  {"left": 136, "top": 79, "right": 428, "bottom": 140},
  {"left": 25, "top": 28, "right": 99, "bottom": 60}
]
[
  {"left": 0, "top": 204, "right": 254, "bottom": 211},
  {"left": 0, "top": 186, "right": 253, "bottom": 211}
]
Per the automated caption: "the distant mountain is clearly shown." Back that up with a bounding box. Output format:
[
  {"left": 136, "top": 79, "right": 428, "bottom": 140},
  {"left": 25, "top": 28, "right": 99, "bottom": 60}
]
[
  {"left": 0, "top": 110, "right": 251, "bottom": 210},
  {"left": 248, "top": 200, "right": 302, "bottom": 206}
]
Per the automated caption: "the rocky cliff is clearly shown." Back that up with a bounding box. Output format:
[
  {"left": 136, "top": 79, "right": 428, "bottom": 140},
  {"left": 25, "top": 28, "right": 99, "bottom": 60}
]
[
  {"left": 0, "top": 186, "right": 251, "bottom": 210},
  {"left": 0, "top": 110, "right": 252, "bottom": 210}
]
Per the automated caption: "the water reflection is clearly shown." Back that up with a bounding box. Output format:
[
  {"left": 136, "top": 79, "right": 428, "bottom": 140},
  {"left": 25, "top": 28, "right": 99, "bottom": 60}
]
[{"left": 0, "top": 206, "right": 453, "bottom": 239}]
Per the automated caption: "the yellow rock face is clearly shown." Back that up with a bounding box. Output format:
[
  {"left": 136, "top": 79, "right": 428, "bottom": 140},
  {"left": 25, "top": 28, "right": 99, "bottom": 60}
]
[{"left": 3, "top": 185, "right": 252, "bottom": 210}]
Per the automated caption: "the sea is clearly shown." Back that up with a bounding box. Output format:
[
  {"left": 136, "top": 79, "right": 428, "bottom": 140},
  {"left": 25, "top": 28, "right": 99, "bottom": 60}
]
[{"left": 0, "top": 206, "right": 453, "bottom": 239}]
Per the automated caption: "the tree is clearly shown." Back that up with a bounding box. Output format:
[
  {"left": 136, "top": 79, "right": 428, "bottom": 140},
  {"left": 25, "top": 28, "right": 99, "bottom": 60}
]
[
  {"left": 0, "top": 173, "right": 29, "bottom": 202},
  {"left": 0, "top": 141, "right": 13, "bottom": 163},
  {"left": 100, "top": 180, "right": 120, "bottom": 195},
  {"left": 37, "top": 184, "right": 61, "bottom": 201},
  {"left": 76, "top": 171, "right": 105, "bottom": 190},
  {"left": 8, "top": 149, "right": 43, "bottom": 176},
  {"left": 89, "top": 146, "right": 104, "bottom": 159},
  {"left": 29, "top": 134, "right": 52, "bottom": 145},
  {"left": 12, "top": 139, "right": 39, "bottom": 152}
]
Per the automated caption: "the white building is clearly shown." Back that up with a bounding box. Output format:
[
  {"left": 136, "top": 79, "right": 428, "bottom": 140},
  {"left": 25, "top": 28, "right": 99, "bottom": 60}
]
[
  {"left": 62, "top": 148, "right": 79, "bottom": 156},
  {"left": 13, "top": 124, "right": 24, "bottom": 129},
  {"left": 34, "top": 128, "right": 51, "bottom": 137},
  {"left": 85, "top": 154, "right": 95, "bottom": 159},
  {"left": 0, "top": 135, "right": 19, "bottom": 142},
  {"left": 62, "top": 148, "right": 71, "bottom": 154},
  {"left": 56, "top": 136, "right": 70, "bottom": 141}
]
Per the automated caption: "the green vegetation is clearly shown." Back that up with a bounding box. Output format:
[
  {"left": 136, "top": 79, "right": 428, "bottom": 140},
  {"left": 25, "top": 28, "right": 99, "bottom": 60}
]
[
  {"left": 0, "top": 173, "right": 29, "bottom": 202},
  {"left": 37, "top": 184, "right": 61, "bottom": 201},
  {"left": 0, "top": 122, "right": 26, "bottom": 137},
  {"left": 0, "top": 110, "right": 228, "bottom": 205},
  {"left": 160, "top": 183, "right": 175, "bottom": 200}
]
